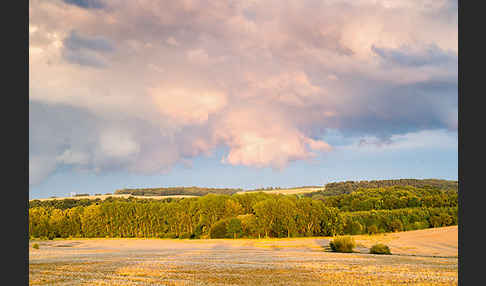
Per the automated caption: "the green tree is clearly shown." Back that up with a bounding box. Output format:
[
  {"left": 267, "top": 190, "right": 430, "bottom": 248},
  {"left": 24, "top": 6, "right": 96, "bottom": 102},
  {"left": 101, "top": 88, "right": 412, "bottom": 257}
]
[
  {"left": 210, "top": 219, "right": 228, "bottom": 238},
  {"left": 226, "top": 218, "right": 243, "bottom": 239}
]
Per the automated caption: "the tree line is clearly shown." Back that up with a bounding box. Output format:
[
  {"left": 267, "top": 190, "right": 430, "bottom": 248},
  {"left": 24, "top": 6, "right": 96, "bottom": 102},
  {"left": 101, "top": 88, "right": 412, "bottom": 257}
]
[
  {"left": 115, "top": 186, "right": 243, "bottom": 196},
  {"left": 29, "top": 196, "right": 167, "bottom": 210},
  {"left": 312, "top": 179, "right": 458, "bottom": 196},
  {"left": 312, "top": 186, "right": 457, "bottom": 211},
  {"left": 29, "top": 186, "right": 457, "bottom": 240}
]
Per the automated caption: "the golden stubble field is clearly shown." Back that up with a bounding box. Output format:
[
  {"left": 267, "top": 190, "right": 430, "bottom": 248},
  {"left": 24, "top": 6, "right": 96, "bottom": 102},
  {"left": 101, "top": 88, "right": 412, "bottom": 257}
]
[
  {"left": 32, "top": 194, "right": 198, "bottom": 201},
  {"left": 236, "top": 187, "right": 325, "bottom": 195},
  {"left": 29, "top": 226, "right": 458, "bottom": 285}
]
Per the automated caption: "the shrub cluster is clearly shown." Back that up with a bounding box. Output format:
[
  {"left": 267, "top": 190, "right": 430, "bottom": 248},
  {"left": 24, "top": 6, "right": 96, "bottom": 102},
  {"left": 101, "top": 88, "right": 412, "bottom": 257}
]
[
  {"left": 329, "top": 236, "right": 356, "bottom": 253},
  {"left": 369, "top": 243, "right": 391, "bottom": 255}
]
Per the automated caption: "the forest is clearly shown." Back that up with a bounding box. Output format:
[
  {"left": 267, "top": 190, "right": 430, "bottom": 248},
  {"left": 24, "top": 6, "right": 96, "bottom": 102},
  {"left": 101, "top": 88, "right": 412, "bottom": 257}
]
[
  {"left": 307, "top": 179, "right": 458, "bottom": 196},
  {"left": 29, "top": 183, "right": 458, "bottom": 240}
]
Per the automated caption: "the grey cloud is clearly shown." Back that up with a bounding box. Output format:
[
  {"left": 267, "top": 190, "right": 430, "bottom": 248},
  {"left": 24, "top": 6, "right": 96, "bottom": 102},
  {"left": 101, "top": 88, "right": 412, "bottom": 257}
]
[
  {"left": 372, "top": 44, "right": 457, "bottom": 67},
  {"left": 29, "top": 100, "right": 213, "bottom": 184},
  {"left": 63, "top": 0, "right": 105, "bottom": 10},
  {"left": 29, "top": 155, "right": 58, "bottom": 186},
  {"left": 29, "top": 101, "right": 101, "bottom": 184},
  {"left": 62, "top": 30, "right": 113, "bottom": 67},
  {"left": 324, "top": 80, "right": 458, "bottom": 140},
  {"left": 64, "top": 30, "right": 113, "bottom": 52},
  {"left": 63, "top": 49, "right": 107, "bottom": 67}
]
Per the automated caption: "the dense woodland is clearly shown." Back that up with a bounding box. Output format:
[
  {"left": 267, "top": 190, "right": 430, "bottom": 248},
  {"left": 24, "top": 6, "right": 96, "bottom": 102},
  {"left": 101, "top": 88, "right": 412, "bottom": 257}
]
[
  {"left": 29, "top": 182, "right": 458, "bottom": 240},
  {"left": 308, "top": 179, "right": 458, "bottom": 196}
]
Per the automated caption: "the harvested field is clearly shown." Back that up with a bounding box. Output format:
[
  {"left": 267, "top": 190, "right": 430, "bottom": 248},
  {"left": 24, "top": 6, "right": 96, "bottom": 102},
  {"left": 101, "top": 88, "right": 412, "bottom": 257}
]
[
  {"left": 31, "top": 194, "right": 198, "bottom": 202},
  {"left": 29, "top": 226, "right": 457, "bottom": 285},
  {"left": 353, "top": 226, "right": 458, "bottom": 257},
  {"left": 237, "top": 187, "right": 325, "bottom": 195}
]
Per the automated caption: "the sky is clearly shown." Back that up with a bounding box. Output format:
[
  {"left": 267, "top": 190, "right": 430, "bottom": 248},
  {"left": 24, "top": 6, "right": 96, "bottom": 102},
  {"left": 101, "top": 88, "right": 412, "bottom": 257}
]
[{"left": 29, "top": 0, "right": 458, "bottom": 199}]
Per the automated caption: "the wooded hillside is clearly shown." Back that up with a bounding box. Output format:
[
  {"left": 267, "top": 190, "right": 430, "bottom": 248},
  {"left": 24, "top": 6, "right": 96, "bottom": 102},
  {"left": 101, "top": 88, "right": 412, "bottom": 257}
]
[{"left": 29, "top": 180, "right": 458, "bottom": 240}]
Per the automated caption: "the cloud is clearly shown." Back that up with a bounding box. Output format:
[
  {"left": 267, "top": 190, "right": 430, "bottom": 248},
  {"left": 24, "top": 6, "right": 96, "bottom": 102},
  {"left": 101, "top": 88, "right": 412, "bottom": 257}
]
[
  {"left": 64, "top": 30, "right": 113, "bottom": 52},
  {"left": 63, "top": 0, "right": 105, "bottom": 10},
  {"left": 29, "top": 0, "right": 457, "bottom": 185},
  {"left": 99, "top": 130, "right": 140, "bottom": 158},
  {"left": 340, "top": 129, "right": 457, "bottom": 152},
  {"left": 63, "top": 49, "right": 108, "bottom": 67},
  {"left": 30, "top": 155, "right": 58, "bottom": 186},
  {"left": 149, "top": 87, "right": 227, "bottom": 125},
  {"left": 214, "top": 106, "right": 331, "bottom": 169},
  {"left": 56, "top": 149, "right": 90, "bottom": 165},
  {"left": 372, "top": 44, "right": 457, "bottom": 67},
  {"left": 62, "top": 30, "right": 114, "bottom": 67},
  {"left": 166, "top": 37, "right": 180, "bottom": 47}
]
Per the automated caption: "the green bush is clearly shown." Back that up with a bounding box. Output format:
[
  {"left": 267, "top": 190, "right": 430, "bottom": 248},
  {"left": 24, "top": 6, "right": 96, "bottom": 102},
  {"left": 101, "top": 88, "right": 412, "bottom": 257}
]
[
  {"left": 179, "top": 232, "right": 192, "bottom": 239},
  {"left": 163, "top": 232, "right": 177, "bottom": 239},
  {"left": 226, "top": 218, "right": 243, "bottom": 239},
  {"left": 367, "top": 224, "right": 379, "bottom": 234},
  {"left": 344, "top": 221, "right": 363, "bottom": 235},
  {"left": 369, "top": 243, "right": 391, "bottom": 255},
  {"left": 329, "top": 236, "right": 356, "bottom": 253},
  {"left": 389, "top": 219, "right": 403, "bottom": 232},
  {"left": 210, "top": 220, "right": 228, "bottom": 238},
  {"left": 32, "top": 243, "right": 39, "bottom": 249},
  {"left": 429, "top": 213, "right": 453, "bottom": 227},
  {"left": 412, "top": 221, "right": 430, "bottom": 230}
]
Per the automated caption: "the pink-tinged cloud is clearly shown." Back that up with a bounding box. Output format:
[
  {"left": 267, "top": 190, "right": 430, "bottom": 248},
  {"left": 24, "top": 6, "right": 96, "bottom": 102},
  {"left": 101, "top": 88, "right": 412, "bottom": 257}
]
[
  {"left": 214, "top": 107, "right": 331, "bottom": 169},
  {"left": 149, "top": 87, "right": 227, "bottom": 125},
  {"left": 242, "top": 71, "right": 322, "bottom": 106}
]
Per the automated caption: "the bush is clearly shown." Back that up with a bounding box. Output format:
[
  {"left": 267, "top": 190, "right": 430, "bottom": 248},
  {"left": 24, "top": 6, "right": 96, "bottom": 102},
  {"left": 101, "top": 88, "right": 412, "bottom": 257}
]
[
  {"left": 179, "top": 232, "right": 192, "bottom": 239},
  {"left": 32, "top": 243, "right": 39, "bottom": 249},
  {"left": 367, "top": 224, "right": 379, "bottom": 235},
  {"left": 226, "top": 218, "right": 243, "bottom": 239},
  {"left": 389, "top": 219, "right": 403, "bottom": 232},
  {"left": 344, "top": 221, "right": 363, "bottom": 235},
  {"left": 163, "top": 232, "right": 177, "bottom": 239},
  {"left": 429, "top": 213, "right": 453, "bottom": 228},
  {"left": 210, "top": 220, "right": 228, "bottom": 238},
  {"left": 370, "top": 243, "right": 391, "bottom": 255},
  {"left": 329, "top": 236, "right": 356, "bottom": 253},
  {"left": 413, "top": 221, "right": 429, "bottom": 230}
]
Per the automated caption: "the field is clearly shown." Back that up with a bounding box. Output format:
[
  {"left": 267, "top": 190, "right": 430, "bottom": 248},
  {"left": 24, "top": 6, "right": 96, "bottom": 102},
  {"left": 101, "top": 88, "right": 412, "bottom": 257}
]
[
  {"left": 31, "top": 194, "right": 198, "bottom": 202},
  {"left": 237, "top": 187, "right": 325, "bottom": 195},
  {"left": 31, "top": 187, "right": 325, "bottom": 202},
  {"left": 29, "top": 226, "right": 457, "bottom": 285}
]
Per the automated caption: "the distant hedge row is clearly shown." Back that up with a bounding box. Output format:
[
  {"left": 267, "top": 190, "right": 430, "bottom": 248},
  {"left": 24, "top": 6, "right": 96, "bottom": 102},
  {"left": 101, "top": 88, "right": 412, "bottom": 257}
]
[{"left": 114, "top": 187, "right": 243, "bottom": 196}]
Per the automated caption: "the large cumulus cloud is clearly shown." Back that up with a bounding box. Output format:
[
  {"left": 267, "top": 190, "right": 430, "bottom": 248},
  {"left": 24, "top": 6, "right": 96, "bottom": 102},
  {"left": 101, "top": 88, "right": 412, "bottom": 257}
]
[{"left": 29, "top": 0, "right": 457, "bottom": 185}]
